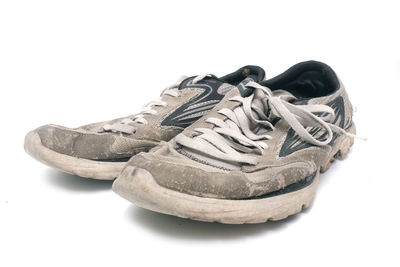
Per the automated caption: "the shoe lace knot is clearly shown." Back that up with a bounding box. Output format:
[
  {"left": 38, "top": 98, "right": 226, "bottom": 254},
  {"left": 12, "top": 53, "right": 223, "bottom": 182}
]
[{"left": 175, "top": 81, "right": 362, "bottom": 165}]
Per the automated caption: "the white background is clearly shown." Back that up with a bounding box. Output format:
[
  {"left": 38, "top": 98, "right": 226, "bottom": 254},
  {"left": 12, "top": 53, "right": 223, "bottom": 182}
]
[{"left": 1, "top": 1, "right": 399, "bottom": 266}]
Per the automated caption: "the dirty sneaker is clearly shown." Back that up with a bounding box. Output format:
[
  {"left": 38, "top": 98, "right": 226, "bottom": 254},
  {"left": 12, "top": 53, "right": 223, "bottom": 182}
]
[
  {"left": 24, "top": 66, "right": 265, "bottom": 180},
  {"left": 113, "top": 61, "right": 359, "bottom": 223}
]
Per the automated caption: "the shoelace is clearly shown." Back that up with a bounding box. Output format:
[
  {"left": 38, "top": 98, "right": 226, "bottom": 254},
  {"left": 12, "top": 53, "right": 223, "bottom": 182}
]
[
  {"left": 176, "top": 81, "right": 360, "bottom": 165},
  {"left": 102, "top": 74, "right": 211, "bottom": 134}
]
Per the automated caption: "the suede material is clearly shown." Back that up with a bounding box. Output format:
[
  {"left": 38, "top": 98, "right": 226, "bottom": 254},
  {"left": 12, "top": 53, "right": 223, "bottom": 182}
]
[
  {"left": 31, "top": 67, "right": 266, "bottom": 162},
  {"left": 36, "top": 125, "right": 158, "bottom": 160},
  {"left": 127, "top": 149, "right": 316, "bottom": 199},
  {"left": 124, "top": 80, "right": 354, "bottom": 199},
  {"left": 34, "top": 86, "right": 237, "bottom": 160},
  {"left": 34, "top": 87, "right": 212, "bottom": 160},
  {"left": 126, "top": 132, "right": 318, "bottom": 199}
]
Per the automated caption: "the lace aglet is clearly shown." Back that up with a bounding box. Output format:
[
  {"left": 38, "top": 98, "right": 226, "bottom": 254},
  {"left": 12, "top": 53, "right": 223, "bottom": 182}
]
[{"left": 346, "top": 132, "right": 367, "bottom": 141}]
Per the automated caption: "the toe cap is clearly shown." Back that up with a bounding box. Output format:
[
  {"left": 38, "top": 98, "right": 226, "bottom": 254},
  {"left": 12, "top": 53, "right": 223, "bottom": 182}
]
[
  {"left": 34, "top": 124, "right": 160, "bottom": 160},
  {"left": 34, "top": 124, "right": 116, "bottom": 159},
  {"left": 127, "top": 154, "right": 251, "bottom": 199},
  {"left": 127, "top": 153, "right": 316, "bottom": 200}
]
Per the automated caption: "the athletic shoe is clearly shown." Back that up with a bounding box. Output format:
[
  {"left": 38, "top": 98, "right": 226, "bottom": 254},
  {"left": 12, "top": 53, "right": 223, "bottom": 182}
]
[
  {"left": 113, "top": 61, "right": 359, "bottom": 223},
  {"left": 24, "top": 66, "right": 266, "bottom": 180}
]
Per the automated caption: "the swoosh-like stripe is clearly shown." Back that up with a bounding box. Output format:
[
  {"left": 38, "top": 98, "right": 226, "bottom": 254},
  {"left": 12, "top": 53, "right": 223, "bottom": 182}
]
[
  {"left": 161, "top": 78, "right": 225, "bottom": 128},
  {"left": 279, "top": 96, "right": 346, "bottom": 157},
  {"left": 172, "top": 103, "right": 219, "bottom": 120}
]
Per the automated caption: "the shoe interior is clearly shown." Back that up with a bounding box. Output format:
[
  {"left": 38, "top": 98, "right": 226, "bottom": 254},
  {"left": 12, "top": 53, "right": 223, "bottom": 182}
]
[{"left": 262, "top": 61, "right": 340, "bottom": 98}]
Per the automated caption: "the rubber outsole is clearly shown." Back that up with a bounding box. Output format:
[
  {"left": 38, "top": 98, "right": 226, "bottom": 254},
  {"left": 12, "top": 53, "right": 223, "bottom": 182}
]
[
  {"left": 24, "top": 131, "right": 125, "bottom": 180},
  {"left": 112, "top": 123, "right": 356, "bottom": 224}
]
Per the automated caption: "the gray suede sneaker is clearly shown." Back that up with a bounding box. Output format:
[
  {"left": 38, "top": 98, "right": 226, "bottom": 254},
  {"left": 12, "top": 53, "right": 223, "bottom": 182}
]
[
  {"left": 24, "top": 66, "right": 266, "bottom": 180},
  {"left": 113, "top": 61, "right": 359, "bottom": 223}
]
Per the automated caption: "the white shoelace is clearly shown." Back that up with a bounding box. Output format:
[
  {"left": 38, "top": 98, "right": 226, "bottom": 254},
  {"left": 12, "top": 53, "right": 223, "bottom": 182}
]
[
  {"left": 102, "top": 74, "right": 211, "bottom": 134},
  {"left": 176, "top": 82, "right": 361, "bottom": 165}
]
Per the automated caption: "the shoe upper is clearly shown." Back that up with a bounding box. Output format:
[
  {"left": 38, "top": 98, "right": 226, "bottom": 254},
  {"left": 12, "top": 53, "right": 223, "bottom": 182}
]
[
  {"left": 126, "top": 61, "right": 355, "bottom": 199},
  {"left": 34, "top": 66, "right": 266, "bottom": 161}
]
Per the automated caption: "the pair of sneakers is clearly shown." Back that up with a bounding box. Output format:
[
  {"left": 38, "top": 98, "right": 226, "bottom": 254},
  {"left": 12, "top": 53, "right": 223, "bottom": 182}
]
[{"left": 25, "top": 61, "right": 358, "bottom": 224}]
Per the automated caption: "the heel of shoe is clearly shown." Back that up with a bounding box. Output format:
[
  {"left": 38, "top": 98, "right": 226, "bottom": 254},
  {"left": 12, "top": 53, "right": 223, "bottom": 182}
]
[{"left": 320, "top": 123, "right": 356, "bottom": 173}]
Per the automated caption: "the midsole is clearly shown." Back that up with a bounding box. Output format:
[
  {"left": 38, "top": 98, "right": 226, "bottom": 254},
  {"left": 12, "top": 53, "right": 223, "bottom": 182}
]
[
  {"left": 113, "top": 166, "right": 320, "bottom": 224},
  {"left": 248, "top": 171, "right": 316, "bottom": 200},
  {"left": 24, "top": 131, "right": 124, "bottom": 180}
]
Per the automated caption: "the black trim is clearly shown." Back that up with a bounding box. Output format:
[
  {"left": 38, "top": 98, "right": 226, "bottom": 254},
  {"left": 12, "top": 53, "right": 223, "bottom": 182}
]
[
  {"left": 161, "top": 77, "right": 225, "bottom": 128},
  {"left": 279, "top": 96, "right": 346, "bottom": 157},
  {"left": 161, "top": 65, "right": 266, "bottom": 128},
  {"left": 94, "top": 157, "right": 131, "bottom": 162}
]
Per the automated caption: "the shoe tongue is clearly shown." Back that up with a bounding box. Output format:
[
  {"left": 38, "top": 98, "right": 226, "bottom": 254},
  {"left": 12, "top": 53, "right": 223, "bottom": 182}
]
[
  {"left": 236, "top": 77, "right": 257, "bottom": 97},
  {"left": 177, "top": 65, "right": 266, "bottom": 92},
  {"left": 238, "top": 65, "right": 266, "bottom": 82}
]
